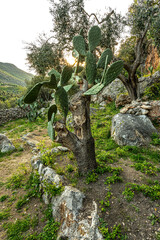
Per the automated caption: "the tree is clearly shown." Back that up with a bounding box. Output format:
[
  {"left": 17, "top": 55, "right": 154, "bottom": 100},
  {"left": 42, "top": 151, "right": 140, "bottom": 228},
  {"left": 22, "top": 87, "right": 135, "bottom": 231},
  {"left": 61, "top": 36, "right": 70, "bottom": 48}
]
[
  {"left": 49, "top": 0, "right": 125, "bottom": 52},
  {"left": 26, "top": 36, "right": 62, "bottom": 76},
  {"left": 118, "top": 36, "right": 136, "bottom": 65},
  {"left": 25, "top": 0, "right": 125, "bottom": 78},
  {"left": 24, "top": 26, "right": 123, "bottom": 174},
  {"left": 117, "top": 0, "right": 160, "bottom": 100}
]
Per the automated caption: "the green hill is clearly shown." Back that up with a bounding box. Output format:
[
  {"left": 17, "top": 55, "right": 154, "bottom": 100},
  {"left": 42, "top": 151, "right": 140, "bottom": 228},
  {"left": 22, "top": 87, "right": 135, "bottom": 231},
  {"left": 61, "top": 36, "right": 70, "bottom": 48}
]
[{"left": 0, "top": 62, "right": 33, "bottom": 87}]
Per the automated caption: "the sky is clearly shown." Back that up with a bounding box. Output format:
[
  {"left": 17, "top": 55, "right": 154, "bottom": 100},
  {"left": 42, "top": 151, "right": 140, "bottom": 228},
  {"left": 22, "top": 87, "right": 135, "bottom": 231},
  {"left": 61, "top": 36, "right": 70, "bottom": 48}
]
[{"left": 0, "top": 0, "right": 133, "bottom": 74}]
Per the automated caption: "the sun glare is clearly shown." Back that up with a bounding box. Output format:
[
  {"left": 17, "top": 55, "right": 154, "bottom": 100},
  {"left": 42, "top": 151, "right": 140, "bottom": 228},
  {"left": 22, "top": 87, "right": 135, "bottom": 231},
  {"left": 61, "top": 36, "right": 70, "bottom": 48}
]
[{"left": 65, "top": 54, "right": 76, "bottom": 65}]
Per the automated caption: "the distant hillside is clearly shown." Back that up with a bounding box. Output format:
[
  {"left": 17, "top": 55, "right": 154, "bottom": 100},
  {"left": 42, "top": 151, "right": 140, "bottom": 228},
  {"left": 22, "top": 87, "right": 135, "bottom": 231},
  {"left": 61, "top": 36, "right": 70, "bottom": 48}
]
[{"left": 0, "top": 62, "right": 33, "bottom": 87}]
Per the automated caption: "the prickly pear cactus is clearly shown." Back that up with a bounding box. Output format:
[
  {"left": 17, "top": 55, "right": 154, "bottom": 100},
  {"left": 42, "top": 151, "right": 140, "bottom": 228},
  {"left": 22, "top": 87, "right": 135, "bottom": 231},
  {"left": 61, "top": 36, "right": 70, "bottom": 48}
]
[
  {"left": 88, "top": 26, "right": 101, "bottom": 52},
  {"left": 73, "top": 35, "right": 86, "bottom": 57},
  {"left": 97, "top": 49, "right": 113, "bottom": 69},
  {"left": 85, "top": 51, "right": 97, "bottom": 84},
  {"left": 55, "top": 86, "right": 68, "bottom": 119}
]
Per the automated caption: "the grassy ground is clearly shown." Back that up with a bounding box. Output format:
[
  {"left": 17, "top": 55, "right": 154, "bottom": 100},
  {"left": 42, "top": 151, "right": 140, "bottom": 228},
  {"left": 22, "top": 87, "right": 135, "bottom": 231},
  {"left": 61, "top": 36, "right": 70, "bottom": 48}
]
[{"left": 0, "top": 102, "right": 160, "bottom": 239}]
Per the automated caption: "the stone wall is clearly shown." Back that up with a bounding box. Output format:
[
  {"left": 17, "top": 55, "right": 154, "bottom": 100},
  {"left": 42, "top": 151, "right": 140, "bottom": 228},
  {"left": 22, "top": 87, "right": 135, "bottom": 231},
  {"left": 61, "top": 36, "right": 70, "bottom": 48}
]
[{"left": 0, "top": 107, "right": 29, "bottom": 125}]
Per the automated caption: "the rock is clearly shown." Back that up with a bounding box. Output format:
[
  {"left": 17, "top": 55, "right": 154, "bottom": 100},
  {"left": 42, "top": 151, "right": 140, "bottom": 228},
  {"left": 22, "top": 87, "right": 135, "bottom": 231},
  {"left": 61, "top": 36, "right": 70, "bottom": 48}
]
[
  {"left": 148, "top": 101, "right": 160, "bottom": 121},
  {"left": 40, "top": 166, "right": 63, "bottom": 204},
  {"left": 41, "top": 166, "right": 62, "bottom": 186},
  {"left": 93, "top": 78, "right": 126, "bottom": 103},
  {"left": 99, "top": 101, "right": 106, "bottom": 107},
  {"left": 139, "top": 71, "right": 160, "bottom": 95},
  {"left": 0, "top": 134, "right": 15, "bottom": 153},
  {"left": 51, "top": 186, "right": 103, "bottom": 240},
  {"left": 141, "top": 109, "right": 149, "bottom": 115},
  {"left": 115, "top": 94, "right": 131, "bottom": 108},
  {"left": 57, "top": 146, "right": 69, "bottom": 152},
  {"left": 141, "top": 105, "right": 152, "bottom": 110},
  {"left": 51, "top": 146, "right": 69, "bottom": 153},
  {"left": 0, "top": 107, "right": 29, "bottom": 126},
  {"left": 111, "top": 113, "right": 158, "bottom": 146},
  {"left": 120, "top": 106, "right": 130, "bottom": 114},
  {"left": 22, "top": 133, "right": 39, "bottom": 147}
]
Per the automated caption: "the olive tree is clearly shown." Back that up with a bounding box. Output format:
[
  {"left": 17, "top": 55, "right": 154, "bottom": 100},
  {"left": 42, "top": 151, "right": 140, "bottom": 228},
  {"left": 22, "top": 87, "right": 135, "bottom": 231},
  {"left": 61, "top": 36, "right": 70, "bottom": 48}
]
[{"left": 117, "top": 0, "right": 160, "bottom": 100}]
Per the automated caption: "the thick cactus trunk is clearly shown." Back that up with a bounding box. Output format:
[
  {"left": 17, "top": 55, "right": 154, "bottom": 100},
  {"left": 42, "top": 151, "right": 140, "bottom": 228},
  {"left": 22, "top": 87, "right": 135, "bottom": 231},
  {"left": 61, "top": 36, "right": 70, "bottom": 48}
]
[{"left": 55, "top": 91, "right": 97, "bottom": 174}]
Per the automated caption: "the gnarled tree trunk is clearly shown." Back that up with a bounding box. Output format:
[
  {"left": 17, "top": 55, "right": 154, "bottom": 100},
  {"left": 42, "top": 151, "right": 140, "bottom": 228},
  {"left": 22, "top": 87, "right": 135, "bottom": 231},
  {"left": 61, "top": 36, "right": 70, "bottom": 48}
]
[{"left": 55, "top": 91, "right": 97, "bottom": 174}]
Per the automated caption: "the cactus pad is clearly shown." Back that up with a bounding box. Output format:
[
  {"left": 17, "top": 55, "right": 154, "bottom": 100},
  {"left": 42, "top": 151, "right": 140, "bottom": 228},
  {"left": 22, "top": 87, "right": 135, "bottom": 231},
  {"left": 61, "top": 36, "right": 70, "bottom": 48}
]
[
  {"left": 55, "top": 86, "right": 68, "bottom": 118},
  {"left": 84, "top": 83, "right": 104, "bottom": 95},
  {"left": 47, "top": 120, "right": 55, "bottom": 141},
  {"left": 24, "top": 83, "right": 43, "bottom": 104},
  {"left": 88, "top": 26, "right": 101, "bottom": 52},
  {"left": 104, "top": 60, "right": 123, "bottom": 86},
  {"left": 97, "top": 49, "right": 113, "bottom": 68},
  {"left": 48, "top": 68, "right": 61, "bottom": 82},
  {"left": 86, "top": 51, "right": 97, "bottom": 84},
  {"left": 48, "top": 104, "right": 57, "bottom": 121},
  {"left": 60, "top": 66, "right": 73, "bottom": 86},
  {"left": 44, "top": 74, "right": 57, "bottom": 89},
  {"left": 73, "top": 35, "right": 86, "bottom": 56}
]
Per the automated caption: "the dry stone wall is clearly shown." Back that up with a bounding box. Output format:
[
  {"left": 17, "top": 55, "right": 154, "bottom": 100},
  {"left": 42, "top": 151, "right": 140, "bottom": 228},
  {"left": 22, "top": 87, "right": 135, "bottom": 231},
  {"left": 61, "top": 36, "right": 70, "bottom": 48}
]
[{"left": 0, "top": 107, "right": 29, "bottom": 125}]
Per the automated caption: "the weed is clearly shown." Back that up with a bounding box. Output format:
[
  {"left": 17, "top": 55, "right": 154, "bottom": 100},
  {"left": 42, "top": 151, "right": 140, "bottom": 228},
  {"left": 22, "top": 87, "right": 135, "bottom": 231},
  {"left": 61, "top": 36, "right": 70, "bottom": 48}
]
[
  {"left": 66, "top": 164, "right": 74, "bottom": 173},
  {"left": 97, "top": 150, "right": 117, "bottom": 163},
  {"left": 86, "top": 171, "right": 98, "bottom": 184},
  {"left": 3, "top": 216, "right": 32, "bottom": 239},
  {"left": 99, "top": 218, "right": 127, "bottom": 239},
  {"left": 6, "top": 173, "right": 24, "bottom": 190},
  {"left": 43, "top": 180, "right": 64, "bottom": 197},
  {"left": 99, "top": 191, "right": 112, "bottom": 212},
  {"left": 15, "top": 172, "right": 41, "bottom": 210},
  {"left": 104, "top": 168, "right": 123, "bottom": 185},
  {"left": 15, "top": 190, "right": 36, "bottom": 210},
  {"left": 123, "top": 182, "right": 160, "bottom": 201},
  {"left": 40, "top": 152, "right": 55, "bottom": 166},
  {"left": 3, "top": 205, "right": 59, "bottom": 239},
  {"left": 130, "top": 204, "right": 139, "bottom": 213},
  {"left": 123, "top": 186, "right": 135, "bottom": 202},
  {"left": 0, "top": 208, "right": 10, "bottom": 221},
  {"left": 151, "top": 133, "right": 160, "bottom": 146},
  {"left": 148, "top": 214, "right": 160, "bottom": 226},
  {"left": 0, "top": 194, "right": 9, "bottom": 202},
  {"left": 54, "top": 166, "right": 65, "bottom": 175},
  {"left": 133, "top": 161, "right": 158, "bottom": 175}
]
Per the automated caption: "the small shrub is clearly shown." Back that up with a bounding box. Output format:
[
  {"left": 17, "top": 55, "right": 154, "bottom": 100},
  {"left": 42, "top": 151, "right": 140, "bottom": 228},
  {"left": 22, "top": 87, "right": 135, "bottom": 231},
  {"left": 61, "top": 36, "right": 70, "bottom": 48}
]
[
  {"left": 144, "top": 82, "right": 160, "bottom": 100},
  {"left": 6, "top": 174, "right": 24, "bottom": 190},
  {"left": 99, "top": 219, "right": 127, "bottom": 239},
  {"left": 86, "top": 171, "right": 98, "bottom": 184},
  {"left": 66, "top": 164, "right": 74, "bottom": 173}
]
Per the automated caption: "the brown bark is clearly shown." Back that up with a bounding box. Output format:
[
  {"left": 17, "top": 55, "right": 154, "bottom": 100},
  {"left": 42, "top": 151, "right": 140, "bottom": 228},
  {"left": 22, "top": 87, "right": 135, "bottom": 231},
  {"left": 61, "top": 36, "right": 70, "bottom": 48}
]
[
  {"left": 116, "top": 22, "right": 150, "bottom": 100},
  {"left": 55, "top": 91, "right": 97, "bottom": 174}
]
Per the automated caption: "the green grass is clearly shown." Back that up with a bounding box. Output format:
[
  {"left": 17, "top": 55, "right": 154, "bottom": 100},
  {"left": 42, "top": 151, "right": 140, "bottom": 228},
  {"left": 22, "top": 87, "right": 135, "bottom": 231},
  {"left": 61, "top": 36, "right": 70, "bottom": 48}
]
[
  {"left": 0, "top": 194, "right": 9, "bottom": 202},
  {"left": 0, "top": 208, "right": 10, "bottom": 221},
  {"left": 99, "top": 219, "right": 127, "bottom": 239},
  {"left": 3, "top": 206, "right": 59, "bottom": 240},
  {"left": 123, "top": 182, "right": 160, "bottom": 201}
]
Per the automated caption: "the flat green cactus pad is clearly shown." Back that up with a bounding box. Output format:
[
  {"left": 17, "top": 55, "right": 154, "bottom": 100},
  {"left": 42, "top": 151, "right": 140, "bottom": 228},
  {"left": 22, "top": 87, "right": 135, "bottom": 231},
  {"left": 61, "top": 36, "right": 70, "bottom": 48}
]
[
  {"left": 86, "top": 51, "right": 97, "bottom": 84},
  {"left": 48, "top": 104, "right": 57, "bottom": 122},
  {"left": 88, "top": 26, "right": 101, "bottom": 52},
  {"left": 97, "top": 49, "right": 113, "bottom": 68},
  {"left": 104, "top": 60, "right": 124, "bottom": 86},
  {"left": 24, "top": 83, "right": 43, "bottom": 104},
  {"left": 60, "top": 66, "right": 73, "bottom": 86},
  {"left": 84, "top": 83, "right": 104, "bottom": 95},
  {"left": 55, "top": 86, "right": 68, "bottom": 118},
  {"left": 73, "top": 35, "right": 86, "bottom": 56}
]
